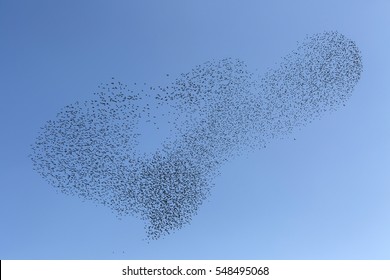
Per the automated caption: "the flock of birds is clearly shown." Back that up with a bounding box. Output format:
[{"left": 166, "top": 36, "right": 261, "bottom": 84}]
[{"left": 30, "top": 31, "right": 363, "bottom": 240}]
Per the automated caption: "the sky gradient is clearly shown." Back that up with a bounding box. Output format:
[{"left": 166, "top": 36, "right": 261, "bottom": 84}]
[{"left": 1, "top": 0, "right": 389, "bottom": 259}]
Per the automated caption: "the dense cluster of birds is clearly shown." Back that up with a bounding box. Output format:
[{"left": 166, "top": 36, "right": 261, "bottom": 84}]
[{"left": 30, "top": 31, "right": 363, "bottom": 240}]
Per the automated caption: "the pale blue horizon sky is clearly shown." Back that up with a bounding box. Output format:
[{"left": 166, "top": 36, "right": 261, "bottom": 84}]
[{"left": 1, "top": 0, "right": 389, "bottom": 259}]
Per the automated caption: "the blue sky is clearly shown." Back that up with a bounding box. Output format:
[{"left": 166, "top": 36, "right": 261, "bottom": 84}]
[{"left": 0, "top": 0, "right": 389, "bottom": 259}]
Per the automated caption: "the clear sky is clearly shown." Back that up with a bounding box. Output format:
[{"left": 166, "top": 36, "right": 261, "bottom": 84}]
[{"left": 1, "top": 0, "right": 389, "bottom": 259}]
